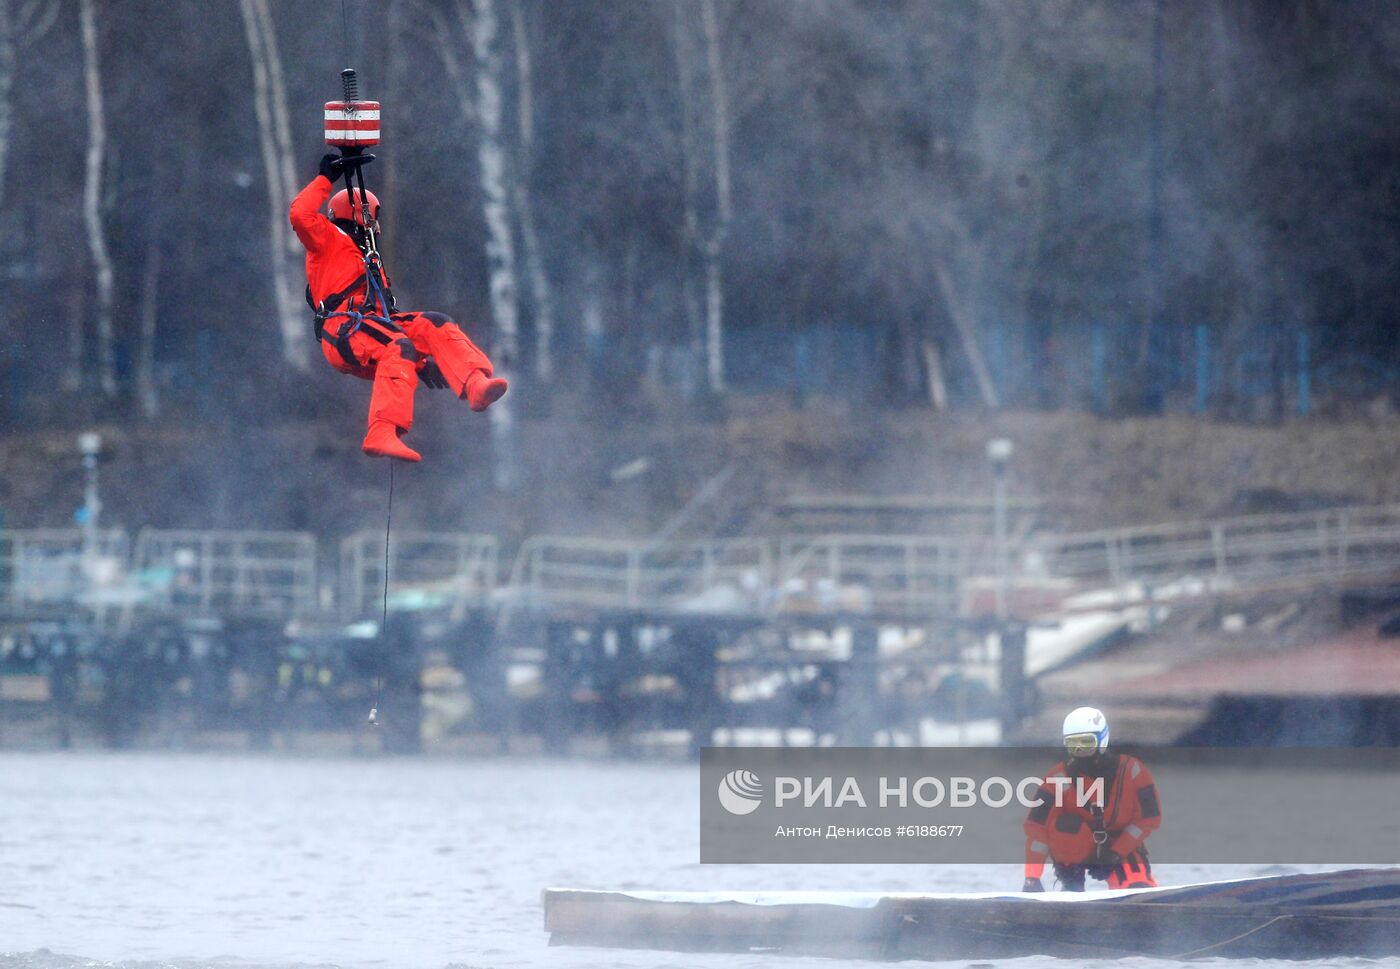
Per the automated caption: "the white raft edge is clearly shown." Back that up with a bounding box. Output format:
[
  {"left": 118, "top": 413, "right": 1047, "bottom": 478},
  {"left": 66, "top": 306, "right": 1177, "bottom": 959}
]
[{"left": 541, "top": 876, "right": 1255, "bottom": 909}]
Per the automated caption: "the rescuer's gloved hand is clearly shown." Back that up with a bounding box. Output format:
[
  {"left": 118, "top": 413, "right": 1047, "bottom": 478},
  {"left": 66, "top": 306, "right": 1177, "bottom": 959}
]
[
  {"left": 319, "top": 153, "right": 345, "bottom": 181},
  {"left": 419, "top": 359, "right": 450, "bottom": 390},
  {"left": 1022, "top": 877, "right": 1044, "bottom": 893}
]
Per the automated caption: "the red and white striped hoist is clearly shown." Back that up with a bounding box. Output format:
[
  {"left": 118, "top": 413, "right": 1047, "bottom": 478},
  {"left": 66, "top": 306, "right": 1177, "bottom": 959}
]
[
  {"left": 324, "top": 68, "right": 383, "bottom": 252},
  {"left": 318, "top": 67, "right": 397, "bottom": 326}
]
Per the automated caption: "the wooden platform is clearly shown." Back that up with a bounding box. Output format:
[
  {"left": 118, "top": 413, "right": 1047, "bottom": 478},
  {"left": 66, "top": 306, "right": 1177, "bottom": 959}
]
[{"left": 544, "top": 868, "right": 1400, "bottom": 960}]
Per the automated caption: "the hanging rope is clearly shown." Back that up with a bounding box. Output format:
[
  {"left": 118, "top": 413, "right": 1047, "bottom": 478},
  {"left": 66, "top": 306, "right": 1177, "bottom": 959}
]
[
  {"left": 330, "top": 0, "right": 393, "bottom": 730},
  {"left": 368, "top": 459, "right": 394, "bottom": 726}
]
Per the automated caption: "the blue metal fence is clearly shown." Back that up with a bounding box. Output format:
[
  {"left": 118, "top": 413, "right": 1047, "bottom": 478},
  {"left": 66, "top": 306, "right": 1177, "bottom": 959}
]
[
  {"left": 711, "top": 321, "right": 1397, "bottom": 415},
  {"left": 3, "top": 316, "right": 1396, "bottom": 418}
]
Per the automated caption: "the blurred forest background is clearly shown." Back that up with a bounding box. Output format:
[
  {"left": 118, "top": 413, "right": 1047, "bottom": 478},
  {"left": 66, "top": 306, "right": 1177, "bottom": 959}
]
[{"left": 1, "top": 0, "right": 1399, "bottom": 536}]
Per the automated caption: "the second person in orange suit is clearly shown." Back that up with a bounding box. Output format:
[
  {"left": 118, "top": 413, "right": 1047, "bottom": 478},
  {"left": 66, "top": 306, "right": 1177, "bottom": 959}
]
[
  {"left": 1022, "top": 706, "right": 1161, "bottom": 892},
  {"left": 290, "top": 153, "right": 507, "bottom": 462}
]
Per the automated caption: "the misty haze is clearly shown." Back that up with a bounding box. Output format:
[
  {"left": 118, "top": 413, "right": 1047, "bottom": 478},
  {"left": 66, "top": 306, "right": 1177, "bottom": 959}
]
[{"left": 2, "top": 1, "right": 1399, "bottom": 967}]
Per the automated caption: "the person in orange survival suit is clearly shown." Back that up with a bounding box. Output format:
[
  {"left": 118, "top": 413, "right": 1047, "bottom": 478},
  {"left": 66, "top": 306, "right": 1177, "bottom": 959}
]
[
  {"left": 1022, "top": 706, "right": 1161, "bottom": 892},
  {"left": 289, "top": 153, "right": 508, "bottom": 462}
]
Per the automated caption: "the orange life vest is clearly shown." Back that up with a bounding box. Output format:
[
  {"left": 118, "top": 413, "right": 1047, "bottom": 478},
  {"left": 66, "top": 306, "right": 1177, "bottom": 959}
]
[{"left": 1023, "top": 753, "right": 1162, "bottom": 881}]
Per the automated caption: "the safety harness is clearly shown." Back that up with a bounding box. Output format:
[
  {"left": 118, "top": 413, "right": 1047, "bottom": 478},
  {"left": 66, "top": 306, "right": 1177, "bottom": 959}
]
[
  {"left": 1087, "top": 755, "right": 1150, "bottom": 872},
  {"left": 1087, "top": 754, "right": 1120, "bottom": 851},
  {"left": 308, "top": 245, "right": 401, "bottom": 371}
]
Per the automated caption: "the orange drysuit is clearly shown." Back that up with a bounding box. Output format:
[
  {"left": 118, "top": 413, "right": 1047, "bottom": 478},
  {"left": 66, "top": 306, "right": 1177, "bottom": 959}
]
[
  {"left": 1023, "top": 753, "right": 1161, "bottom": 889},
  {"left": 289, "top": 174, "right": 501, "bottom": 455}
]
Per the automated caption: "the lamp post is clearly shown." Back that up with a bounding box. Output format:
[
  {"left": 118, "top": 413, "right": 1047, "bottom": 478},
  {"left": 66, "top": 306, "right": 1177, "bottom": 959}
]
[
  {"left": 987, "top": 438, "right": 1028, "bottom": 740},
  {"left": 986, "top": 438, "right": 1013, "bottom": 620}
]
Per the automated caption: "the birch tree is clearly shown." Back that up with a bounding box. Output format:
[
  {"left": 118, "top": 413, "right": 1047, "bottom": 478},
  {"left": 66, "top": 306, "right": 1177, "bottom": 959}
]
[
  {"left": 240, "top": 0, "right": 306, "bottom": 369},
  {"left": 934, "top": 259, "right": 999, "bottom": 409},
  {"left": 0, "top": 0, "right": 56, "bottom": 210},
  {"left": 672, "top": 1, "right": 705, "bottom": 375},
  {"left": 509, "top": 0, "right": 556, "bottom": 383},
  {"left": 449, "top": 0, "right": 520, "bottom": 488},
  {"left": 0, "top": 0, "right": 57, "bottom": 396},
  {"left": 479, "top": 8, "right": 519, "bottom": 483},
  {"left": 407, "top": 0, "right": 524, "bottom": 487},
  {"left": 63, "top": 286, "right": 84, "bottom": 394},
  {"left": 0, "top": 4, "right": 15, "bottom": 212},
  {"left": 699, "top": 0, "right": 732, "bottom": 395},
  {"left": 411, "top": 0, "right": 523, "bottom": 486},
  {"left": 79, "top": 0, "right": 116, "bottom": 397},
  {"left": 673, "top": 0, "right": 732, "bottom": 395},
  {"left": 135, "top": 237, "right": 161, "bottom": 418}
]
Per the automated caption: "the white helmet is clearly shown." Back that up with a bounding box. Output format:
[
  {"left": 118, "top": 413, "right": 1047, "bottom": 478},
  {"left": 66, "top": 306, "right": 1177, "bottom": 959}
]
[{"left": 1062, "top": 706, "right": 1110, "bottom": 758}]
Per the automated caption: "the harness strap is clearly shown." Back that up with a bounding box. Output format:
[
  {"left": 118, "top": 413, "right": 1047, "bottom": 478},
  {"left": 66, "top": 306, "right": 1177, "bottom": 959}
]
[
  {"left": 334, "top": 312, "right": 401, "bottom": 340},
  {"left": 316, "top": 310, "right": 402, "bottom": 369},
  {"left": 1090, "top": 802, "right": 1108, "bottom": 844},
  {"left": 1089, "top": 755, "right": 1129, "bottom": 847},
  {"left": 1073, "top": 754, "right": 1118, "bottom": 846},
  {"left": 365, "top": 257, "right": 396, "bottom": 314},
  {"left": 308, "top": 245, "right": 399, "bottom": 369},
  {"left": 311, "top": 273, "right": 390, "bottom": 319},
  {"left": 319, "top": 274, "right": 369, "bottom": 313}
]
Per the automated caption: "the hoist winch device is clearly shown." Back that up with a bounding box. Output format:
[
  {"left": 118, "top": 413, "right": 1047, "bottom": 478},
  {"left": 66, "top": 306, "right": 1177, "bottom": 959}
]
[{"left": 324, "top": 68, "right": 382, "bottom": 251}]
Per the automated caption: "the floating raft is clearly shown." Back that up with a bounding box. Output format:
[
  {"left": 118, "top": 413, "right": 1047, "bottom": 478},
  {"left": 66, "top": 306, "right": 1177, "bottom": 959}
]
[{"left": 544, "top": 868, "right": 1400, "bottom": 960}]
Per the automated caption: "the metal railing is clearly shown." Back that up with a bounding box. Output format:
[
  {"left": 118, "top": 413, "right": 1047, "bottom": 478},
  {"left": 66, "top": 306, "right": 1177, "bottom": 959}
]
[
  {"left": 6, "top": 505, "right": 1400, "bottom": 621},
  {"left": 134, "top": 529, "right": 317, "bottom": 615},
  {"left": 1029, "top": 506, "right": 1400, "bottom": 591},
  {"left": 0, "top": 528, "right": 130, "bottom": 607},
  {"left": 514, "top": 536, "right": 771, "bottom": 613},
  {"left": 339, "top": 530, "right": 499, "bottom": 616},
  {"left": 510, "top": 506, "right": 1400, "bottom": 616},
  {"left": 774, "top": 535, "right": 985, "bottom": 615}
]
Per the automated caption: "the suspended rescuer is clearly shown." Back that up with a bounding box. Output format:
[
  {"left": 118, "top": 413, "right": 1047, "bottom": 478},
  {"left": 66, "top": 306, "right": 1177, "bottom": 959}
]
[
  {"left": 290, "top": 154, "right": 508, "bottom": 462},
  {"left": 1022, "top": 706, "right": 1161, "bottom": 892}
]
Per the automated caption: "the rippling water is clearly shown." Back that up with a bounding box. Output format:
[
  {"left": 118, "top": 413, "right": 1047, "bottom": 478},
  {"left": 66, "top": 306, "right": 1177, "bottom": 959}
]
[{"left": 0, "top": 752, "right": 1392, "bottom": 969}]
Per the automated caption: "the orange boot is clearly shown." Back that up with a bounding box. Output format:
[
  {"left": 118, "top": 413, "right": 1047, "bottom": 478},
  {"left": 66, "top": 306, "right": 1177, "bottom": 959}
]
[
  {"left": 464, "top": 370, "right": 509, "bottom": 412},
  {"left": 1106, "top": 853, "right": 1157, "bottom": 890},
  {"left": 362, "top": 421, "right": 421, "bottom": 462}
]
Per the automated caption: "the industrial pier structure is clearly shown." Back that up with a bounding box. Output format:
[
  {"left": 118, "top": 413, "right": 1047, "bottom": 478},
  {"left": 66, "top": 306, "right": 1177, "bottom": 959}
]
[{"left": 4, "top": 503, "right": 1400, "bottom": 752}]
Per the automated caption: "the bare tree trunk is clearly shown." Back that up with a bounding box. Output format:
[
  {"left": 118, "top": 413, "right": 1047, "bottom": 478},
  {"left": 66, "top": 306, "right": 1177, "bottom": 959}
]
[
  {"left": 0, "top": 0, "right": 57, "bottom": 217},
  {"left": 934, "top": 260, "right": 1000, "bottom": 409},
  {"left": 701, "top": 247, "right": 724, "bottom": 391},
  {"left": 672, "top": 0, "right": 731, "bottom": 394},
  {"left": 413, "top": 0, "right": 529, "bottom": 453},
  {"left": 462, "top": 0, "right": 521, "bottom": 489},
  {"left": 621, "top": 229, "right": 641, "bottom": 346},
  {"left": 381, "top": 0, "right": 407, "bottom": 263},
  {"left": 79, "top": 0, "right": 116, "bottom": 398},
  {"left": 509, "top": 0, "right": 556, "bottom": 383},
  {"left": 241, "top": 0, "right": 307, "bottom": 369},
  {"left": 257, "top": 0, "right": 297, "bottom": 213},
  {"left": 136, "top": 239, "right": 161, "bottom": 418},
  {"left": 672, "top": 1, "right": 704, "bottom": 365},
  {"left": 63, "top": 284, "right": 83, "bottom": 393},
  {"left": 922, "top": 341, "right": 949, "bottom": 411},
  {"left": 699, "top": 0, "right": 730, "bottom": 394},
  {"left": 1135, "top": 0, "right": 1166, "bottom": 409},
  {"left": 513, "top": 179, "right": 550, "bottom": 379},
  {"left": 0, "top": 6, "right": 15, "bottom": 208},
  {"left": 0, "top": 3, "right": 15, "bottom": 373},
  {"left": 582, "top": 256, "right": 604, "bottom": 372}
]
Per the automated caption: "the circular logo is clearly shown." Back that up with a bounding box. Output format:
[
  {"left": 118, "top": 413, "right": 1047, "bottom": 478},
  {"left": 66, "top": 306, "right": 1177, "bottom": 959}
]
[{"left": 717, "top": 769, "right": 764, "bottom": 815}]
